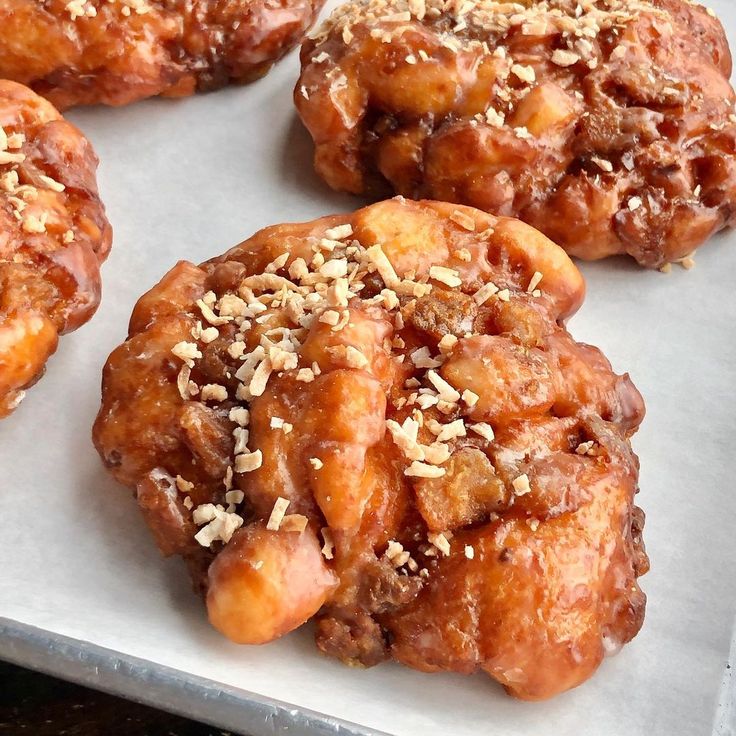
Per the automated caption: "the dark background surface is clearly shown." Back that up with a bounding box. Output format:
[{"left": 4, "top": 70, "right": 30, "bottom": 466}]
[{"left": 0, "top": 660, "right": 233, "bottom": 736}]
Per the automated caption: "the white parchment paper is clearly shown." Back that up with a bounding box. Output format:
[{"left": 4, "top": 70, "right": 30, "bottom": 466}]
[{"left": 1, "top": 2, "right": 735, "bottom": 734}]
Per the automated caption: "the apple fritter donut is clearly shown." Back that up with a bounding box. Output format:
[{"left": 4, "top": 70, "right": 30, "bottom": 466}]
[
  {"left": 0, "top": 80, "right": 111, "bottom": 418},
  {"left": 295, "top": 0, "right": 736, "bottom": 268},
  {"left": 93, "top": 197, "right": 648, "bottom": 700},
  {"left": 0, "top": 0, "right": 325, "bottom": 110}
]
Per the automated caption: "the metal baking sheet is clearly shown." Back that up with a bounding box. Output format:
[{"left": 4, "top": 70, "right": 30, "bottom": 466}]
[{"left": 1, "top": 1, "right": 735, "bottom": 734}]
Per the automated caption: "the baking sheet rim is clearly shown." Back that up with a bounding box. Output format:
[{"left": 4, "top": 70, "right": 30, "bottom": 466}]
[{"left": 0, "top": 617, "right": 390, "bottom": 736}]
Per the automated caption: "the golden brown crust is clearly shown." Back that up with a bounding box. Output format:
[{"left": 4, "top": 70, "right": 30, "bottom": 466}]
[
  {"left": 295, "top": 0, "right": 736, "bottom": 268},
  {"left": 93, "top": 197, "right": 647, "bottom": 700},
  {"left": 0, "top": 0, "right": 325, "bottom": 109},
  {"left": 0, "top": 80, "right": 111, "bottom": 417}
]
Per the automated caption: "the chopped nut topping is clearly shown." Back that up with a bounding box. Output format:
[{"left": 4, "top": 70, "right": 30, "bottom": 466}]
[
  {"left": 527, "top": 271, "right": 543, "bottom": 293},
  {"left": 427, "top": 531, "right": 451, "bottom": 556},
  {"left": 234, "top": 450, "right": 263, "bottom": 473},
  {"left": 449, "top": 209, "right": 476, "bottom": 231},
  {"left": 200, "top": 384, "right": 228, "bottom": 402},
  {"left": 469, "top": 422, "right": 494, "bottom": 442},
  {"left": 175, "top": 475, "right": 194, "bottom": 493},
  {"left": 429, "top": 265, "right": 463, "bottom": 287},
  {"left": 405, "top": 461, "right": 446, "bottom": 478},
  {"left": 512, "top": 473, "right": 532, "bottom": 496},
  {"left": 266, "top": 497, "right": 290, "bottom": 531},
  {"left": 473, "top": 281, "right": 499, "bottom": 305},
  {"left": 551, "top": 49, "right": 580, "bottom": 67},
  {"left": 172, "top": 341, "right": 202, "bottom": 368},
  {"left": 321, "top": 527, "right": 335, "bottom": 559}
]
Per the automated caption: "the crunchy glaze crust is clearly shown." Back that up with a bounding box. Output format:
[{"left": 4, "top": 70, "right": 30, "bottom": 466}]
[
  {"left": 0, "top": 0, "right": 325, "bottom": 110},
  {"left": 295, "top": 0, "right": 736, "bottom": 268},
  {"left": 93, "top": 198, "right": 647, "bottom": 700},
  {"left": 0, "top": 80, "right": 111, "bottom": 417}
]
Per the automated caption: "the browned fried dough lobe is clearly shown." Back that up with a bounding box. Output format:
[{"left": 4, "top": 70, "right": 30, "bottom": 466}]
[
  {"left": 296, "top": 0, "right": 736, "bottom": 268},
  {"left": 94, "top": 198, "right": 648, "bottom": 700}
]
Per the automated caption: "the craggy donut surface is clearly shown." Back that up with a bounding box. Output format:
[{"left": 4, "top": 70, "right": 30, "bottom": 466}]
[
  {"left": 0, "top": 80, "right": 111, "bottom": 418},
  {"left": 93, "top": 198, "right": 648, "bottom": 700},
  {"left": 0, "top": 0, "right": 325, "bottom": 110},
  {"left": 295, "top": 0, "right": 736, "bottom": 268}
]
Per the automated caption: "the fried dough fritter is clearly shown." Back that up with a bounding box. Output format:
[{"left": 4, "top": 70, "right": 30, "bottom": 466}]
[
  {"left": 295, "top": 0, "right": 736, "bottom": 268},
  {"left": 93, "top": 197, "right": 648, "bottom": 700},
  {"left": 0, "top": 80, "right": 111, "bottom": 418},
  {"left": 0, "top": 0, "right": 325, "bottom": 110}
]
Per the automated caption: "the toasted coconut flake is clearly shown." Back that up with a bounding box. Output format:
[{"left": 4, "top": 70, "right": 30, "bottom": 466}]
[
  {"left": 469, "top": 422, "right": 495, "bottom": 442},
  {"left": 462, "top": 389, "right": 480, "bottom": 407},
  {"left": 551, "top": 49, "right": 580, "bottom": 66},
  {"left": 200, "top": 384, "right": 228, "bottom": 402},
  {"left": 324, "top": 224, "right": 353, "bottom": 240},
  {"left": 427, "top": 370, "right": 460, "bottom": 402},
  {"left": 321, "top": 527, "right": 335, "bottom": 559},
  {"left": 527, "top": 271, "right": 544, "bottom": 293},
  {"left": 429, "top": 265, "right": 463, "bottom": 287},
  {"left": 410, "top": 346, "right": 443, "bottom": 369},
  {"left": 512, "top": 473, "right": 532, "bottom": 496},
  {"left": 405, "top": 461, "right": 446, "bottom": 478},
  {"left": 266, "top": 497, "right": 290, "bottom": 531},
  {"left": 473, "top": 281, "right": 499, "bottom": 305},
  {"left": 172, "top": 341, "right": 202, "bottom": 368},
  {"left": 234, "top": 450, "right": 263, "bottom": 473},
  {"left": 449, "top": 209, "right": 476, "bottom": 231},
  {"left": 428, "top": 531, "right": 451, "bottom": 556},
  {"left": 175, "top": 475, "right": 194, "bottom": 493},
  {"left": 229, "top": 407, "right": 250, "bottom": 426},
  {"left": 365, "top": 244, "right": 400, "bottom": 288}
]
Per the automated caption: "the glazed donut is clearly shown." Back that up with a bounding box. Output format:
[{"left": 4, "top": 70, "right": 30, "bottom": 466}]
[
  {"left": 0, "top": 80, "right": 111, "bottom": 418},
  {"left": 93, "top": 197, "right": 648, "bottom": 700},
  {"left": 0, "top": 0, "right": 325, "bottom": 109},
  {"left": 295, "top": 0, "right": 736, "bottom": 268}
]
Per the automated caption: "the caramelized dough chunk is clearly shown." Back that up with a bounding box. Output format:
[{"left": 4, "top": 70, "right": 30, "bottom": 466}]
[
  {"left": 0, "top": 80, "right": 111, "bottom": 418},
  {"left": 93, "top": 197, "right": 647, "bottom": 700},
  {"left": 0, "top": 0, "right": 325, "bottom": 109},
  {"left": 295, "top": 0, "right": 736, "bottom": 268}
]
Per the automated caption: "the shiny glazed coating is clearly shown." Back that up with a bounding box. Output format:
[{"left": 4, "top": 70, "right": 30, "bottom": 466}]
[
  {"left": 0, "top": 0, "right": 325, "bottom": 110},
  {"left": 295, "top": 0, "right": 736, "bottom": 268},
  {"left": 0, "top": 80, "right": 111, "bottom": 418},
  {"left": 93, "top": 198, "right": 648, "bottom": 700}
]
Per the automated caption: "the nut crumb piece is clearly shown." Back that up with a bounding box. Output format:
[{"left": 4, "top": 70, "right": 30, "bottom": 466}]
[
  {"left": 310, "top": 457, "right": 324, "bottom": 470},
  {"left": 527, "top": 271, "right": 543, "bottom": 293},
  {"left": 405, "top": 461, "right": 446, "bottom": 478},
  {"left": 469, "top": 423, "right": 494, "bottom": 442},
  {"left": 175, "top": 475, "right": 194, "bottom": 493},
  {"left": 200, "top": 384, "right": 228, "bottom": 402},
  {"left": 429, "top": 265, "right": 462, "bottom": 287},
  {"left": 449, "top": 209, "right": 476, "bottom": 231},
  {"left": 321, "top": 527, "right": 335, "bottom": 559},
  {"left": 172, "top": 341, "right": 202, "bottom": 368},
  {"left": 512, "top": 474, "right": 531, "bottom": 496},
  {"left": 428, "top": 531, "right": 451, "bottom": 556},
  {"left": 266, "top": 496, "right": 290, "bottom": 531},
  {"left": 464, "top": 545, "right": 475, "bottom": 559},
  {"left": 234, "top": 450, "right": 263, "bottom": 473},
  {"left": 473, "top": 282, "right": 499, "bottom": 305}
]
